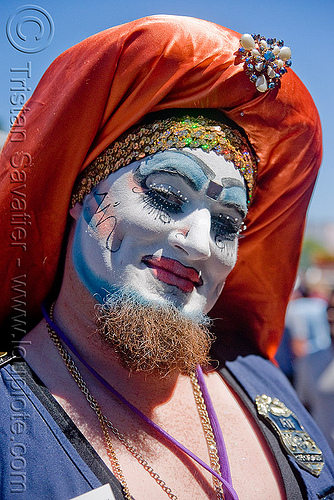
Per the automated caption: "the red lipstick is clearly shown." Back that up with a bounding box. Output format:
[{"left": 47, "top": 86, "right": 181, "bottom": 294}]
[{"left": 142, "top": 255, "right": 203, "bottom": 293}]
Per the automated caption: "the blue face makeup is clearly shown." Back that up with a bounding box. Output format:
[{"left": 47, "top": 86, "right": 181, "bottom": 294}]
[
  {"left": 134, "top": 151, "right": 211, "bottom": 191},
  {"left": 220, "top": 186, "right": 247, "bottom": 216},
  {"left": 72, "top": 213, "right": 109, "bottom": 302},
  {"left": 72, "top": 191, "right": 119, "bottom": 303},
  {"left": 136, "top": 150, "right": 247, "bottom": 218}
]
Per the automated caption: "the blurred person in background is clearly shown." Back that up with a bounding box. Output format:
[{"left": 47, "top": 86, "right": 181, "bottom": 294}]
[
  {"left": 285, "top": 284, "right": 333, "bottom": 447},
  {"left": 326, "top": 291, "right": 334, "bottom": 339},
  {"left": 310, "top": 290, "right": 334, "bottom": 452}
]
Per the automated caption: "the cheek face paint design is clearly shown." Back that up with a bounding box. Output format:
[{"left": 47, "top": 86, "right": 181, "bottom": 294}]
[
  {"left": 72, "top": 213, "right": 109, "bottom": 300},
  {"left": 83, "top": 191, "right": 119, "bottom": 229},
  {"left": 72, "top": 188, "right": 121, "bottom": 301},
  {"left": 82, "top": 190, "right": 122, "bottom": 249}
]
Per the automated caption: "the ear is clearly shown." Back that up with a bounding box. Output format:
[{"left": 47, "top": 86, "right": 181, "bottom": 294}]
[{"left": 69, "top": 202, "right": 83, "bottom": 221}]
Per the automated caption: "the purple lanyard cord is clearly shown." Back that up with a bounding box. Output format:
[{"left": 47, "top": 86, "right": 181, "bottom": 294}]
[
  {"left": 195, "top": 365, "right": 233, "bottom": 485},
  {"left": 42, "top": 303, "right": 239, "bottom": 500}
]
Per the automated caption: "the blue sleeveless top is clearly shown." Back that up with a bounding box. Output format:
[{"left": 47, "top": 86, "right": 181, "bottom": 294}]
[{"left": 0, "top": 355, "right": 333, "bottom": 499}]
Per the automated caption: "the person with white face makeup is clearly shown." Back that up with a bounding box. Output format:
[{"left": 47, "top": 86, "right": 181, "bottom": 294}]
[
  {"left": 67, "top": 144, "right": 248, "bottom": 377},
  {"left": 71, "top": 150, "right": 247, "bottom": 315},
  {"left": 0, "top": 16, "right": 334, "bottom": 500}
]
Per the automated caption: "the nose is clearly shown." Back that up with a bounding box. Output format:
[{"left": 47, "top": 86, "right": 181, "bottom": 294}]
[{"left": 168, "top": 208, "right": 211, "bottom": 260}]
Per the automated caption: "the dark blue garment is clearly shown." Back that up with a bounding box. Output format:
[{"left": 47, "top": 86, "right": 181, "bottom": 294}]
[
  {"left": 0, "top": 360, "right": 124, "bottom": 500},
  {"left": 275, "top": 327, "right": 294, "bottom": 381},
  {"left": 225, "top": 355, "right": 334, "bottom": 499},
  {"left": 1, "top": 355, "right": 333, "bottom": 499}
]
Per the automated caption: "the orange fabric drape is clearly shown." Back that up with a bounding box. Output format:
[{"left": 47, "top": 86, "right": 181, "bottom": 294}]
[{"left": 0, "top": 15, "right": 322, "bottom": 359}]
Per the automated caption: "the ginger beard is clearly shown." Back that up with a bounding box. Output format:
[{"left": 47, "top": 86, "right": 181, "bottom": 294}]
[{"left": 95, "top": 290, "right": 214, "bottom": 377}]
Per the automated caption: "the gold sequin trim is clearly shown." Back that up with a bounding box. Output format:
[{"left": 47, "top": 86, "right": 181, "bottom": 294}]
[{"left": 71, "top": 116, "right": 257, "bottom": 207}]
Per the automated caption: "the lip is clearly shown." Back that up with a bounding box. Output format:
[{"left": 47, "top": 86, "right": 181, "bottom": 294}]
[{"left": 142, "top": 255, "right": 203, "bottom": 293}]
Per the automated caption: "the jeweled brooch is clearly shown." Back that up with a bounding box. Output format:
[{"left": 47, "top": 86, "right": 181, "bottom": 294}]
[
  {"left": 239, "top": 33, "right": 292, "bottom": 92},
  {"left": 256, "top": 395, "right": 324, "bottom": 477}
]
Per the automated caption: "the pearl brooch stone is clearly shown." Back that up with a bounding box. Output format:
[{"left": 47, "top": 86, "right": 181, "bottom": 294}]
[
  {"left": 256, "top": 75, "right": 268, "bottom": 93},
  {"left": 279, "top": 46, "right": 292, "bottom": 61},
  {"left": 240, "top": 33, "right": 255, "bottom": 50},
  {"left": 239, "top": 33, "right": 292, "bottom": 92}
]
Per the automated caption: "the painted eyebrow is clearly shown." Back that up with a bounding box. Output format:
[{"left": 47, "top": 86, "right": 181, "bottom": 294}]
[
  {"left": 205, "top": 178, "right": 247, "bottom": 214},
  {"left": 220, "top": 182, "right": 248, "bottom": 218},
  {"left": 165, "top": 153, "right": 246, "bottom": 196},
  {"left": 219, "top": 178, "right": 245, "bottom": 190},
  {"left": 139, "top": 166, "right": 199, "bottom": 190},
  {"left": 215, "top": 200, "right": 247, "bottom": 219},
  {"left": 175, "top": 152, "right": 246, "bottom": 195},
  {"left": 134, "top": 151, "right": 247, "bottom": 215},
  {"left": 134, "top": 151, "right": 213, "bottom": 191},
  {"left": 176, "top": 151, "right": 215, "bottom": 181}
]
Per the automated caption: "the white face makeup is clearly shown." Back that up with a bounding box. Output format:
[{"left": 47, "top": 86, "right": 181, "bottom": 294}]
[{"left": 70, "top": 149, "right": 247, "bottom": 317}]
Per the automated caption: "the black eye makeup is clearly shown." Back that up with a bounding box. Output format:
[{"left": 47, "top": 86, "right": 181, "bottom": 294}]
[
  {"left": 141, "top": 182, "right": 188, "bottom": 223},
  {"left": 211, "top": 213, "right": 244, "bottom": 243},
  {"left": 138, "top": 172, "right": 245, "bottom": 242}
]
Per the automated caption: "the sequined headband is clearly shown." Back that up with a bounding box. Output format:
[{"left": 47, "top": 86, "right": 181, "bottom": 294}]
[{"left": 71, "top": 115, "right": 257, "bottom": 207}]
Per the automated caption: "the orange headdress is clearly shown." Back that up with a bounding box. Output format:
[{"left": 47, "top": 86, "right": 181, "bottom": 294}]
[{"left": 0, "top": 15, "right": 321, "bottom": 359}]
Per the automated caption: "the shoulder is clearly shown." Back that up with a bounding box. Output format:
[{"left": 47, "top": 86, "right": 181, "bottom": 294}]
[{"left": 225, "top": 354, "right": 334, "bottom": 499}]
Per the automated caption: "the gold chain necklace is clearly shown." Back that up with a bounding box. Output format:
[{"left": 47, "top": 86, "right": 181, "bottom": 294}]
[
  {"left": 190, "top": 372, "right": 225, "bottom": 500},
  {"left": 46, "top": 307, "right": 225, "bottom": 500}
]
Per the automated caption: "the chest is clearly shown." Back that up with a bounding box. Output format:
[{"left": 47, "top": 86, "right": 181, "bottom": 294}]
[{"left": 56, "top": 370, "right": 286, "bottom": 500}]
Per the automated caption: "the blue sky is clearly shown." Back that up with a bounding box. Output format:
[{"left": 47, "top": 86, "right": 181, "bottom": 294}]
[{"left": 1, "top": 0, "right": 333, "bottom": 223}]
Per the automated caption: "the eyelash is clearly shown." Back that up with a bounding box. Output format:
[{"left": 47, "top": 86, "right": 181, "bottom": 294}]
[
  {"left": 142, "top": 183, "right": 187, "bottom": 221},
  {"left": 211, "top": 214, "right": 244, "bottom": 241},
  {"left": 142, "top": 182, "right": 245, "bottom": 239}
]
